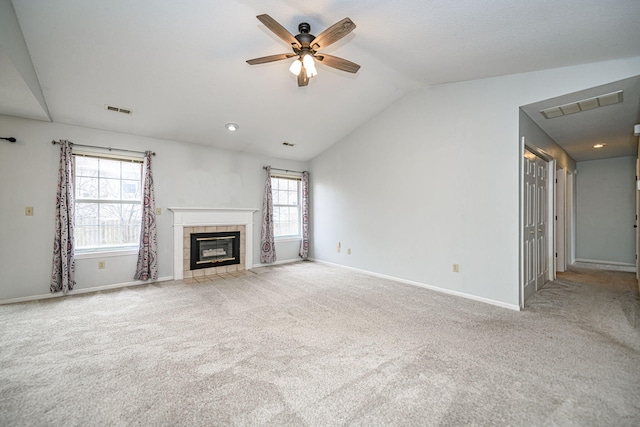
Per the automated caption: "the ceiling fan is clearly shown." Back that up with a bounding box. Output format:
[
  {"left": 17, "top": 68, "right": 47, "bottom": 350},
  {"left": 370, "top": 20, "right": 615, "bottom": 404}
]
[{"left": 246, "top": 14, "right": 360, "bottom": 87}]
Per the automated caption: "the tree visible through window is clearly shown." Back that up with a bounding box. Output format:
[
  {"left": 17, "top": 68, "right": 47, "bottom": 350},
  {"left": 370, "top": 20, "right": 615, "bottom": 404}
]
[
  {"left": 271, "top": 176, "right": 301, "bottom": 238},
  {"left": 74, "top": 155, "right": 143, "bottom": 252}
]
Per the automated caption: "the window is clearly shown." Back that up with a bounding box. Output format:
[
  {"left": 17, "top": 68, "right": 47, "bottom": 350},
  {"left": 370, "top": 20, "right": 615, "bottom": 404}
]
[
  {"left": 74, "top": 154, "right": 143, "bottom": 252},
  {"left": 271, "top": 175, "right": 301, "bottom": 238}
]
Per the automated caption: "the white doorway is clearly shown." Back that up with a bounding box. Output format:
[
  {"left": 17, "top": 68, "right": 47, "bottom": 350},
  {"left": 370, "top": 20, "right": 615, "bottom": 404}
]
[{"left": 556, "top": 168, "right": 567, "bottom": 272}]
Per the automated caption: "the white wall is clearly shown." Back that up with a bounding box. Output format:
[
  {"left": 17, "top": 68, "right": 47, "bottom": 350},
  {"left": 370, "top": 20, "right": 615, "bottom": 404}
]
[
  {"left": 309, "top": 57, "right": 640, "bottom": 308},
  {"left": 519, "top": 109, "right": 576, "bottom": 171},
  {"left": 0, "top": 115, "right": 307, "bottom": 301},
  {"left": 576, "top": 156, "right": 636, "bottom": 265}
]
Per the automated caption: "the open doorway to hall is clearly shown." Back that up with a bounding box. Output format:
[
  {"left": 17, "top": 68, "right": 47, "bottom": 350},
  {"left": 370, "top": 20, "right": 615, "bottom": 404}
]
[{"left": 519, "top": 75, "right": 640, "bottom": 308}]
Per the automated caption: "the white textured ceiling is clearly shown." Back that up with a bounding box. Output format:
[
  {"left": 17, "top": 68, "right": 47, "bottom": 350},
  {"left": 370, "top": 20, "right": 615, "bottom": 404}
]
[
  {"left": 521, "top": 76, "right": 640, "bottom": 162},
  {"left": 2, "top": 0, "right": 640, "bottom": 161}
]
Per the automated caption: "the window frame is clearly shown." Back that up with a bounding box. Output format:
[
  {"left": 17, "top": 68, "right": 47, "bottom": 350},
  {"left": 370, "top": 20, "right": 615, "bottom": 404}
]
[
  {"left": 73, "top": 152, "right": 144, "bottom": 255},
  {"left": 270, "top": 173, "right": 302, "bottom": 240}
]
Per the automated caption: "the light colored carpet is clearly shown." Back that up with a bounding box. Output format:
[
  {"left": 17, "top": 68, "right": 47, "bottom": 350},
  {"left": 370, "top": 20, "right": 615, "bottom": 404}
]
[{"left": 1, "top": 262, "right": 639, "bottom": 426}]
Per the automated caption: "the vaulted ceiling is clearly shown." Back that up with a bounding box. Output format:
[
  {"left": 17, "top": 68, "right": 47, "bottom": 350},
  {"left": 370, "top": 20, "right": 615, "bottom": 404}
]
[{"left": 2, "top": 0, "right": 640, "bottom": 161}]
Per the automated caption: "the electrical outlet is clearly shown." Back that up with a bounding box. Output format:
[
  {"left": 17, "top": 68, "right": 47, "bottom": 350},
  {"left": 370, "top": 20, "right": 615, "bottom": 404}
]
[
  {"left": 98, "top": 261, "right": 105, "bottom": 269},
  {"left": 337, "top": 241, "right": 341, "bottom": 253},
  {"left": 453, "top": 264, "right": 459, "bottom": 273},
  {"left": 347, "top": 248, "right": 351, "bottom": 255},
  {"left": 25, "top": 207, "right": 34, "bottom": 216},
  {"left": 155, "top": 207, "right": 162, "bottom": 215}
]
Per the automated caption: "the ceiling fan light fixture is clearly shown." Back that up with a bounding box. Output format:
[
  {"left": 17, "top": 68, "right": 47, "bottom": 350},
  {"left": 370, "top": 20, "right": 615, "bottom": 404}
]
[
  {"left": 302, "top": 54, "right": 317, "bottom": 78},
  {"left": 289, "top": 59, "right": 302, "bottom": 76}
]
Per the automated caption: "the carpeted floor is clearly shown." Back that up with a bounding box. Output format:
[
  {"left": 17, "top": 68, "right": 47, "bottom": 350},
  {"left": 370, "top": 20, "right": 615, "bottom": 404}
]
[{"left": 1, "top": 262, "right": 639, "bottom": 426}]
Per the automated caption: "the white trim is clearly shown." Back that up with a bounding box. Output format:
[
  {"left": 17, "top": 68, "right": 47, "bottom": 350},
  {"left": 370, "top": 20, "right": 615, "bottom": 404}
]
[
  {"left": 0, "top": 276, "right": 173, "bottom": 305},
  {"left": 275, "top": 237, "right": 302, "bottom": 243},
  {"left": 253, "top": 258, "right": 301, "bottom": 268},
  {"left": 75, "top": 249, "right": 138, "bottom": 259},
  {"left": 573, "top": 259, "right": 636, "bottom": 272},
  {"left": 310, "top": 259, "right": 521, "bottom": 311},
  {"left": 168, "top": 207, "right": 258, "bottom": 280}
]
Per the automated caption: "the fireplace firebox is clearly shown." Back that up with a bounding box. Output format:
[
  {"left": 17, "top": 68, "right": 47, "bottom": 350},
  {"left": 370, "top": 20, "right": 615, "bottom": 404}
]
[{"left": 190, "top": 231, "right": 240, "bottom": 270}]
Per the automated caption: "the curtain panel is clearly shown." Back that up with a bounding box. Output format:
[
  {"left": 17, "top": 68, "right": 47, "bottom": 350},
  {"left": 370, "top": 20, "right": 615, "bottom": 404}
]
[
  {"left": 134, "top": 151, "right": 158, "bottom": 281},
  {"left": 260, "top": 166, "right": 277, "bottom": 263},
  {"left": 50, "top": 140, "right": 76, "bottom": 293},
  {"left": 299, "top": 171, "right": 310, "bottom": 259}
]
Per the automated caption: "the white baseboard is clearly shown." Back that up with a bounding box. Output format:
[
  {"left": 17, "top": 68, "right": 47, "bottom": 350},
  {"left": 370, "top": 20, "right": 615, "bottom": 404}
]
[
  {"left": 310, "top": 259, "right": 521, "bottom": 311},
  {"left": 573, "top": 259, "right": 636, "bottom": 273},
  {"left": 252, "top": 258, "right": 302, "bottom": 269},
  {"left": 0, "top": 276, "right": 174, "bottom": 305}
]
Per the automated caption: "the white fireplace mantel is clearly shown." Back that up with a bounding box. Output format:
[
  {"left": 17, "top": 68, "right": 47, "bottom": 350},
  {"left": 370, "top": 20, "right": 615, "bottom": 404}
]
[{"left": 168, "top": 207, "right": 258, "bottom": 280}]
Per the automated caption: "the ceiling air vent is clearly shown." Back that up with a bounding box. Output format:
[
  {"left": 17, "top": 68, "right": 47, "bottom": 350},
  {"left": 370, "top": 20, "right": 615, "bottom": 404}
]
[
  {"left": 540, "top": 90, "right": 623, "bottom": 119},
  {"left": 104, "top": 104, "right": 133, "bottom": 115}
]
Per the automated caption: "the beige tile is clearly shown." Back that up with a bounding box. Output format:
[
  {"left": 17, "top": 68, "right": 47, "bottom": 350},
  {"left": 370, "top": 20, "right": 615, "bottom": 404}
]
[
  {"left": 227, "top": 264, "right": 238, "bottom": 272},
  {"left": 183, "top": 278, "right": 198, "bottom": 285},
  {"left": 194, "top": 275, "right": 211, "bottom": 283},
  {"left": 204, "top": 267, "right": 216, "bottom": 276},
  {"left": 192, "top": 269, "right": 204, "bottom": 277},
  {"left": 183, "top": 270, "right": 193, "bottom": 279},
  {"left": 238, "top": 262, "right": 245, "bottom": 271},
  {"left": 216, "top": 265, "right": 228, "bottom": 274},
  {"left": 193, "top": 226, "right": 205, "bottom": 233},
  {"left": 204, "top": 226, "right": 216, "bottom": 232}
]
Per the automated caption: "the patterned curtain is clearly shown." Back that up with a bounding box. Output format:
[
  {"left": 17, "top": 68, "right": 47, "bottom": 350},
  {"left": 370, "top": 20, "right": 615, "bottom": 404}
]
[
  {"left": 260, "top": 166, "right": 277, "bottom": 263},
  {"left": 299, "top": 171, "right": 310, "bottom": 259},
  {"left": 50, "top": 140, "right": 76, "bottom": 293},
  {"left": 134, "top": 151, "right": 158, "bottom": 281}
]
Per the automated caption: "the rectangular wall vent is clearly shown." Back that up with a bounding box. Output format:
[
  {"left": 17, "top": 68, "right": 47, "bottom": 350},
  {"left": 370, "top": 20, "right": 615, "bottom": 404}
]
[
  {"left": 540, "top": 90, "right": 623, "bottom": 119},
  {"left": 104, "top": 104, "right": 133, "bottom": 115}
]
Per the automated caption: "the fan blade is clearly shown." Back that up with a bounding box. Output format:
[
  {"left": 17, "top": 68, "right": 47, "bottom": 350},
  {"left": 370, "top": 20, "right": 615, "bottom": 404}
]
[
  {"left": 315, "top": 54, "right": 360, "bottom": 73},
  {"left": 297, "top": 66, "right": 309, "bottom": 87},
  {"left": 246, "top": 53, "right": 296, "bottom": 65},
  {"left": 311, "top": 18, "right": 356, "bottom": 50},
  {"left": 256, "top": 14, "right": 301, "bottom": 48}
]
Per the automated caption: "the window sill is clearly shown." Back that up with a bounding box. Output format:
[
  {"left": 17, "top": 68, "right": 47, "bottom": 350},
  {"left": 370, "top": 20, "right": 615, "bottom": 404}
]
[
  {"left": 75, "top": 249, "right": 139, "bottom": 259},
  {"left": 275, "top": 237, "right": 302, "bottom": 243}
]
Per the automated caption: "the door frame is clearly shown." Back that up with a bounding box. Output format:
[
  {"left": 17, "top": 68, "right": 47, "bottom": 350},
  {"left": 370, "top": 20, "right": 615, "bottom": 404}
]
[{"left": 520, "top": 139, "right": 563, "bottom": 308}]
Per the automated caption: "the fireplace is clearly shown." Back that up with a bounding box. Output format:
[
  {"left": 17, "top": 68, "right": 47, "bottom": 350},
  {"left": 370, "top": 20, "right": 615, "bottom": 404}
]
[
  {"left": 190, "top": 231, "right": 240, "bottom": 270},
  {"left": 168, "top": 208, "right": 258, "bottom": 280}
]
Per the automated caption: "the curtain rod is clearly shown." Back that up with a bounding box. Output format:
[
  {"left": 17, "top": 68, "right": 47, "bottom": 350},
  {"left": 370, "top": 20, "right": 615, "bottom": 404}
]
[
  {"left": 51, "top": 140, "right": 155, "bottom": 156},
  {"left": 263, "top": 166, "right": 304, "bottom": 174}
]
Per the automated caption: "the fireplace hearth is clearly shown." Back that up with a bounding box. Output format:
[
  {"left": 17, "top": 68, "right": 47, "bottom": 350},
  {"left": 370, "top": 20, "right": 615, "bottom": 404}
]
[{"left": 190, "top": 231, "right": 240, "bottom": 270}]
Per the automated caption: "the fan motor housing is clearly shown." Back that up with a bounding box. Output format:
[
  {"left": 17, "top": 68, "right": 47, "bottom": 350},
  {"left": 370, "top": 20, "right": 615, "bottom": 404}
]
[{"left": 295, "top": 23, "right": 315, "bottom": 46}]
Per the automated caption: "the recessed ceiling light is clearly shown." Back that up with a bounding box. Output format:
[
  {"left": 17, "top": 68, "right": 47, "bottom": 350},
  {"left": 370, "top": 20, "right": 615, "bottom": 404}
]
[
  {"left": 225, "top": 123, "right": 239, "bottom": 131},
  {"left": 593, "top": 143, "right": 607, "bottom": 149}
]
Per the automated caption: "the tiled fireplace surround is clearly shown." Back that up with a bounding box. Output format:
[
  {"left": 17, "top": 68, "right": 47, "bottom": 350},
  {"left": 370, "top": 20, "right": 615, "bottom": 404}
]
[{"left": 168, "top": 208, "right": 258, "bottom": 281}]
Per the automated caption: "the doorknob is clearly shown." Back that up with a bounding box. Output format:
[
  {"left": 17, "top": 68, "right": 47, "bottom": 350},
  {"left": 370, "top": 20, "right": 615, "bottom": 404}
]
[
  {"left": 529, "top": 231, "right": 534, "bottom": 234},
  {"left": 634, "top": 225, "right": 638, "bottom": 228},
  {"left": 538, "top": 229, "right": 542, "bottom": 232}
]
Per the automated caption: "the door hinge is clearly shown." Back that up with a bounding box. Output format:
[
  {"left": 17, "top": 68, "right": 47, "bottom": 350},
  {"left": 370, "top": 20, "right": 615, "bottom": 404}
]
[
  {"left": 555, "top": 215, "right": 558, "bottom": 220},
  {"left": 555, "top": 252, "right": 558, "bottom": 258}
]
